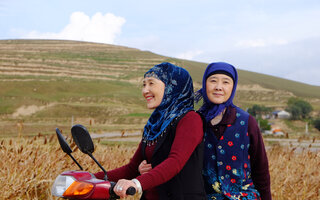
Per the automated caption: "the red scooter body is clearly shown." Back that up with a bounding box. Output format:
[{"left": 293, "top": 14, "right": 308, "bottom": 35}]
[
  {"left": 52, "top": 125, "right": 135, "bottom": 200},
  {"left": 52, "top": 170, "right": 113, "bottom": 200}
]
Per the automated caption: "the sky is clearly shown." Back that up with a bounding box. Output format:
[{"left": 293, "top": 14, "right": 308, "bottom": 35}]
[{"left": 1, "top": 0, "right": 320, "bottom": 86}]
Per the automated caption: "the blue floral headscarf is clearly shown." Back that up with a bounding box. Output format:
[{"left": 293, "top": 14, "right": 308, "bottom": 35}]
[
  {"left": 196, "top": 62, "right": 238, "bottom": 122},
  {"left": 143, "top": 62, "right": 194, "bottom": 142}
]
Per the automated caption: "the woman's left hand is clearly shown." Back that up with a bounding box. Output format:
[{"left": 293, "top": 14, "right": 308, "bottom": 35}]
[
  {"left": 138, "top": 160, "right": 152, "bottom": 174},
  {"left": 113, "top": 179, "right": 137, "bottom": 198}
]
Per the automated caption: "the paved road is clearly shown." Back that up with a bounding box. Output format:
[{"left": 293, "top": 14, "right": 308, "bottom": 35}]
[
  {"left": 264, "top": 138, "right": 320, "bottom": 152},
  {"left": 90, "top": 132, "right": 320, "bottom": 152},
  {"left": 90, "top": 131, "right": 141, "bottom": 139}
]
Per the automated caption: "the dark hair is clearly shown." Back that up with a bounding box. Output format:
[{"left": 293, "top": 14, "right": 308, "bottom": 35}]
[{"left": 207, "top": 70, "right": 234, "bottom": 82}]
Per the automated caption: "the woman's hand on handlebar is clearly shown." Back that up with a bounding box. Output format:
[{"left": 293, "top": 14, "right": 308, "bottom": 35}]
[
  {"left": 113, "top": 179, "right": 137, "bottom": 198},
  {"left": 138, "top": 160, "right": 152, "bottom": 174}
]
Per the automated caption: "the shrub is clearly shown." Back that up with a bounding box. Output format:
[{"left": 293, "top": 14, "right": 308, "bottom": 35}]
[
  {"left": 247, "top": 104, "right": 271, "bottom": 118},
  {"left": 313, "top": 118, "right": 320, "bottom": 131},
  {"left": 258, "top": 118, "right": 271, "bottom": 131},
  {"left": 286, "top": 98, "right": 313, "bottom": 120}
]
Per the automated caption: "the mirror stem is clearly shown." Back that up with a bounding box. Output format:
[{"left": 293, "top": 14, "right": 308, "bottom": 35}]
[
  {"left": 87, "top": 152, "right": 108, "bottom": 180},
  {"left": 68, "top": 153, "right": 83, "bottom": 170}
]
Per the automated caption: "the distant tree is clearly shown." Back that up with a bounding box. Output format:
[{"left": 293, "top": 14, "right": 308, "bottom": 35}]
[
  {"left": 247, "top": 104, "right": 271, "bottom": 118},
  {"left": 286, "top": 98, "right": 313, "bottom": 120},
  {"left": 286, "top": 104, "right": 302, "bottom": 120},
  {"left": 258, "top": 118, "right": 271, "bottom": 131},
  {"left": 314, "top": 118, "right": 320, "bottom": 131}
]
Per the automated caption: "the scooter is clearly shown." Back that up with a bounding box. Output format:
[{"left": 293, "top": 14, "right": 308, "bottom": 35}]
[{"left": 51, "top": 124, "right": 136, "bottom": 199}]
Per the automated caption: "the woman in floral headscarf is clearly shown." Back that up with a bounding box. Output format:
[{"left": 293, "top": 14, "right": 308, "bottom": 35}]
[
  {"left": 196, "top": 62, "right": 271, "bottom": 200},
  {"left": 95, "top": 62, "right": 206, "bottom": 200}
]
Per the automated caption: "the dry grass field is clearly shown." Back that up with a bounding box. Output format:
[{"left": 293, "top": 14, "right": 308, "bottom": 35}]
[{"left": 0, "top": 135, "right": 319, "bottom": 200}]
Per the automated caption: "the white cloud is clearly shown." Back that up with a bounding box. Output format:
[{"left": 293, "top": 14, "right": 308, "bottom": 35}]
[
  {"left": 176, "top": 50, "right": 203, "bottom": 60},
  {"left": 25, "top": 12, "right": 126, "bottom": 44}
]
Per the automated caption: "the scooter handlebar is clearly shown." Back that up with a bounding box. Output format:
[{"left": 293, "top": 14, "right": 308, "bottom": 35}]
[
  {"left": 109, "top": 182, "right": 136, "bottom": 199},
  {"left": 126, "top": 186, "right": 136, "bottom": 195}
]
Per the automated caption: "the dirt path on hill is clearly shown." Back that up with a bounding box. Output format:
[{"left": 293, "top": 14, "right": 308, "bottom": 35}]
[{"left": 11, "top": 103, "right": 56, "bottom": 117}]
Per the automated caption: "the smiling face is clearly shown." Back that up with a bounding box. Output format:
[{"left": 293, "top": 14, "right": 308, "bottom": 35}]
[
  {"left": 206, "top": 74, "right": 234, "bottom": 104},
  {"left": 142, "top": 77, "right": 165, "bottom": 109}
]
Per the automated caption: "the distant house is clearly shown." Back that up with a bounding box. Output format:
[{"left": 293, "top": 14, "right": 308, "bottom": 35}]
[{"left": 272, "top": 110, "right": 291, "bottom": 119}]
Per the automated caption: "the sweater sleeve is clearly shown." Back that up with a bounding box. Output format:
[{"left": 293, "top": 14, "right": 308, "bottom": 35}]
[
  {"left": 94, "top": 142, "right": 143, "bottom": 181},
  {"left": 248, "top": 115, "right": 272, "bottom": 200},
  {"left": 136, "top": 111, "right": 204, "bottom": 190}
]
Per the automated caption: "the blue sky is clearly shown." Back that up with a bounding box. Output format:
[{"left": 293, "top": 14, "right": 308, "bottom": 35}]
[{"left": 1, "top": 0, "right": 320, "bottom": 86}]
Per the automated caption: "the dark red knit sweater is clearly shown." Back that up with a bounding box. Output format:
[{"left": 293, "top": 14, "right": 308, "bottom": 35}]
[{"left": 94, "top": 111, "right": 203, "bottom": 199}]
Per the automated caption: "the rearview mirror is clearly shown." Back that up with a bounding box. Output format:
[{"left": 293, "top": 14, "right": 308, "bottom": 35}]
[
  {"left": 71, "top": 124, "right": 107, "bottom": 179},
  {"left": 71, "top": 124, "right": 94, "bottom": 154},
  {"left": 56, "top": 128, "right": 72, "bottom": 154},
  {"left": 55, "top": 127, "right": 83, "bottom": 170}
]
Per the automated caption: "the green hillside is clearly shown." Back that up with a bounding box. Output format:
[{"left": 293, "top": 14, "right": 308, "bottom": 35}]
[{"left": 0, "top": 39, "right": 319, "bottom": 136}]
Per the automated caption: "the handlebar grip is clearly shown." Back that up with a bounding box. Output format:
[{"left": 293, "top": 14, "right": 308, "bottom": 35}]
[
  {"left": 126, "top": 187, "right": 136, "bottom": 195},
  {"left": 109, "top": 182, "right": 136, "bottom": 199}
]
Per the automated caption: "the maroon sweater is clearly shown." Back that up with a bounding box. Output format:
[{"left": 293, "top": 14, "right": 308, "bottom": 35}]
[
  {"left": 209, "top": 107, "right": 272, "bottom": 200},
  {"left": 94, "top": 111, "right": 203, "bottom": 199}
]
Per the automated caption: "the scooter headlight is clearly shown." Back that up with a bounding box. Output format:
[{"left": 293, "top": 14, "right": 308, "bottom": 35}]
[{"left": 52, "top": 175, "right": 93, "bottom": 197}]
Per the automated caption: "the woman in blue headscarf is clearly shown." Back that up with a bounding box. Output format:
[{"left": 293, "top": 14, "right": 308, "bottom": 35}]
[
  {"left": 95, "top": 62, "right": 206, "bottom": 200},
  {"left": 196, "top": 62, "right": 271, "bottom": 200}
]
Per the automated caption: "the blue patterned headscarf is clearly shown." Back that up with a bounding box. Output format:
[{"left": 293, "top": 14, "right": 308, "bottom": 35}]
[
  {"left": 196, "top": 62, "right": 238, "bottom": 122},
  {"left": 143, "top": 62, "right": 194, "bottom": 141}
]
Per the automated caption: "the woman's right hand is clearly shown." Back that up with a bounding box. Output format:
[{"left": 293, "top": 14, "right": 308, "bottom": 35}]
[
  {"left": 138, "top": 160, "right": 152, "bottom": 174},
  {"left": 113, "top": 179, "right": 137, "bottom": 198}
]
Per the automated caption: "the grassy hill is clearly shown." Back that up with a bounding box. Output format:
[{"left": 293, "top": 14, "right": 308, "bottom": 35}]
[{"left": 0, "top": 39, "right": 319, "bottom": 136}]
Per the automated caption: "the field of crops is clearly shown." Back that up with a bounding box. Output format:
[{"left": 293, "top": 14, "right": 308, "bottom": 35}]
[{"left": 0, "top": 135, "right": 319, "bottom": 200}]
